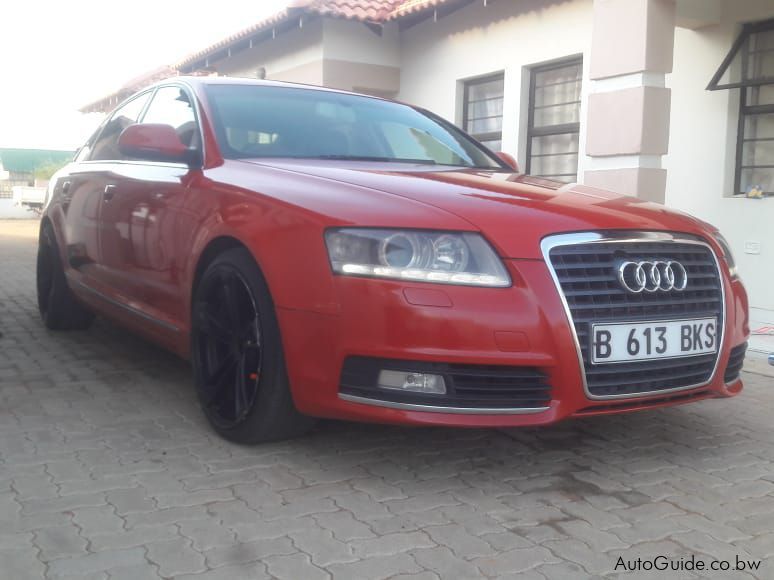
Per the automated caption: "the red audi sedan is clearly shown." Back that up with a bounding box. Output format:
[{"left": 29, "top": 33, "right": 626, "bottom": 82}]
[{"left": 38, "top": 77, "right": 749, "bottom": 443}]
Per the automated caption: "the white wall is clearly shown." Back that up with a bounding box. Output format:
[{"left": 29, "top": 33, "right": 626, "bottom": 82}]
[
  {"left": 665, "top": 0, "right": 774, "bottom": 312},
  {"left": 216, "top": 18, "right": 324, "bottom": 79},
  {"left": 323, "top": 19, "right": 401, "bottom": 67},
  {"left": 397, "top": 0, "right": 593, "bottom": 169}
]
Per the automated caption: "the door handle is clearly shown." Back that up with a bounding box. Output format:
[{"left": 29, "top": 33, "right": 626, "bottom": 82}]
[
  {"left": 103, "top": 184, "right": 117, "bottom": 201},
  {"left": 61, "top": 180, "right": 71, "bottom": 194}
]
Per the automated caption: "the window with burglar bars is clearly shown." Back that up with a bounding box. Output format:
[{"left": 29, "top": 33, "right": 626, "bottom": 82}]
[
  {"left": 736, "top": 23, "right": 774, "bottom": 196},
  {"left": 526, "top": 58, "right": 583, "bottom": 182},
  {"left": 463, "top": 73, "right": 505, "bottom": 151},
  {"left": 708, "top": 18, "right": 774, "bottom": 196}
]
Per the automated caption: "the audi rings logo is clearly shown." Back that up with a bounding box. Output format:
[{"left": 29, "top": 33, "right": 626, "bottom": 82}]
[{"left": 616, "top": 260, "right": 689, "bottom": 293}]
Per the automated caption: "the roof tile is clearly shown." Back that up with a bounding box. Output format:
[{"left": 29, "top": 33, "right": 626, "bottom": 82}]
[{"left": 177, "top": 0, "right": 453, "bottom": 68}]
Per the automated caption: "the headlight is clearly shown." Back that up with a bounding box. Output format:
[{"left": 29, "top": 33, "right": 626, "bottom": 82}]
[
  {"left": 325, "top": 228, "right": 511, "bottom": 287},
  {"left": 713, "top": 232, "right": 738, "bottom": 278}
]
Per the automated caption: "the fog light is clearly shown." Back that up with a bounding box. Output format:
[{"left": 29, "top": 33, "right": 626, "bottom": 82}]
[{"left": 377, "top": 370, "right": 446, "bottom": 394}]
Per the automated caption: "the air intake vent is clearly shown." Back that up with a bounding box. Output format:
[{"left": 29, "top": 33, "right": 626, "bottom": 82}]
[
  {"left": 724, "top": 342, "right": 747, "bottom": 383},
  {"left": 340, "top": 357, "right": 551, "bottom": 410}
]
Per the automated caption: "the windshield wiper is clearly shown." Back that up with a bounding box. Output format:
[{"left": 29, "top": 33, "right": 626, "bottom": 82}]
[{"left": 311, "top": 155, "right": 437, "bottom": 164}]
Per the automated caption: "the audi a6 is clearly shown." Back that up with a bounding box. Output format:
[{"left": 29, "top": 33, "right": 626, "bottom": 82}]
[{"left": 37, "top": 77, "right": 749, "bottom": 443}]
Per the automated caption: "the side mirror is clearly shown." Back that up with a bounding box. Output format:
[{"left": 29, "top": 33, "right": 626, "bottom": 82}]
[
  {"left": 118, "top": 124, "right": 200, "bottom": 166},
  {"left": 495, "top": 151, "right": 519, "bottom": 172}
]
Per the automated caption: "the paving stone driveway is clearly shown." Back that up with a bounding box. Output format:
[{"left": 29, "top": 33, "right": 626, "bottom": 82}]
[{"left": 1, "top": 219, "right": 773, "bottom": 580}]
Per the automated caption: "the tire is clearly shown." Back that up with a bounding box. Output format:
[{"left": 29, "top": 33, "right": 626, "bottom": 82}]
[
  {"left": 191, "top": 248, "right": 316, "bottom": 444},
  {"left": 36, "top": 222, "right": 95, "bottom": 331}
]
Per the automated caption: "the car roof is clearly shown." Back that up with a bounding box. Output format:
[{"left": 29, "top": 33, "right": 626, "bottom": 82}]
[{"left": 162, "top": 75, "right": 387, "bottom": 102}]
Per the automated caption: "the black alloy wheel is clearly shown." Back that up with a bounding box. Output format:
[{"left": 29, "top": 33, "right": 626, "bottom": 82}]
[
  {"left": 191, "top": 248, "right": 315, "bottom": 443},
  {"left": 36, "top": 222, "right": 94, "bottom": 330},
  {"left": 194, "top": 268, "right": 262, "bottom": 429}
]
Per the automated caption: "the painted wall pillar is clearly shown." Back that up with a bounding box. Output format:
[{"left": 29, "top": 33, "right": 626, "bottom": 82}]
[{"left": 583, "top": 0, "right": 676, "bottom": 203}]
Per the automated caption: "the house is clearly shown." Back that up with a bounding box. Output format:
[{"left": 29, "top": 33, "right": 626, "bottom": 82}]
[
  {"left": 83, "top": 0, "right": 774, "bottom": 325},
  {"left": 0, "top": 148, "right": 74, "bottom": 217}
]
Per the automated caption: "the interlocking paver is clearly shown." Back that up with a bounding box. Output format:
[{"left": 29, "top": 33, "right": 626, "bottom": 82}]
[
  {"left": 90, "top": 525, "right": 178, "bottom": 551},
  {"left": 351, "top": 530, "right": 434, "bottom": 558},
  {"left": 264, "top": 552, "right": 332, "bottom": 580},
  {"left": 145, "top": 537, "right": 207, "bottom": 577},
  {"left": 289, "top": 528, "right": 358, "bottom": 566},
  {"left": 313, "top": 510, "right": 376, "bottom": 541},
  {"left": 46, "top": 547, "right": 147, "bottom": 578},
  {"left": 474, "top": 545, "right": 559, "bottom": 576},
  {"left": 326, "top": 552, "right": 423, "bottom": 580},
  {"left": 0, "top": 548, "right": 48, "bottom": 580},
  {"left": 33, "top": 524, "right": 88, "bottom": 561},
  {"left": 423, "top": 523, "right": 497, "bottom": 559},
  {"left": 231, "top": 516, "right": 314, "bottom": 542},
  {"left": 124, "top": 505, "right": 208, "bottom": 528},
  {"left": 106, "top": 564, "right": 162, "bottom": 580},
  {"left": 179, "top": 518, "right": 237, "bottom": 551},
  {"left": 2, "top": 219, "right": 773, "bottom": 580},
  {"left": 72, "top": 505, "right": 125, "bottom": 536},
  {"left": 104, "top": 488, "right": 156, "bottom": 515},
  {"left": 176, "top": 562, "right": 269, "bottom": 580},
  {"left": 204, "top": 537, "right": 295, "bottom": 568},
  {"left": 411, "top": 545, "right": 482, "bottom": 578}
]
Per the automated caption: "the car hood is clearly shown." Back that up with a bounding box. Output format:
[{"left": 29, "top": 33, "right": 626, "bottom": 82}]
[{"left": 242, "top": 159, "right": 712, "bottom": 260}]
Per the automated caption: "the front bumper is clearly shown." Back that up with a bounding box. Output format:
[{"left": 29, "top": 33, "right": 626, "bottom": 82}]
[{"left": 277, "top": 253, "right": 749, "bottom": 427}]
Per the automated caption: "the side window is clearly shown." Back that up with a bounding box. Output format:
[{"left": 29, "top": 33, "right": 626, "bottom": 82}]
[
  {"left": 141, "top": 86, "right": 198, "bottom": 148},
  {"left": 74, "top": 127, "right": 101, "bottom": 162},
  {"left": 89, "top": 92, "right": 151, "bottom": 161}
]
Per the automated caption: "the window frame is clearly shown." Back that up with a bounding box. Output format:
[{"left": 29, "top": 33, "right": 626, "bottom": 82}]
[
  {"left": 730, "top": 19, "right": 774, "bottom": 197},
  {"left": 525, "top": 57, "right": 583, "bottom": 182},
  {"left": 707, "top": 17, "right": 774, "bottom": 92},
  {"left": 84, "top": 82, "right": 205, "bottom": 166},
  {"left": 138, "top": 83, "right": 206, "bottom": 167},
  {"left": 85, "top": 90, "right": 154, "bottom": 162},
  {"left": 462, "top": 72, "right": 505, "bottom": 148}
]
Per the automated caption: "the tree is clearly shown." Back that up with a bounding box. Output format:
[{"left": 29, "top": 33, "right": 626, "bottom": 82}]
[{"left": 34, "top": 161, "right": 67, "bottom": 182}]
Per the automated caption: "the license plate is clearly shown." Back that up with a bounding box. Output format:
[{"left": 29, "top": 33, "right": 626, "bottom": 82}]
[{"left": 590, "top": 318, "right": 718, "bottom": 364}]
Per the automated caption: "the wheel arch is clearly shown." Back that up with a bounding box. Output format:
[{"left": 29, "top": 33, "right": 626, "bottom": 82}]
[
  {"left": 38, "top": 214, "right": 65, "bottom": 265},
  {"left": 191, "top": 236, "right": 250, "bottom": 305}
]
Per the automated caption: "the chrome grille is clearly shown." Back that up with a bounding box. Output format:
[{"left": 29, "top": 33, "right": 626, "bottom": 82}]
[{"left": 545, "top": 233, "right": 724, "bottom": 399}]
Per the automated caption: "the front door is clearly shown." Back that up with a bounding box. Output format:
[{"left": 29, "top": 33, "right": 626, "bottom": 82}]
[
  {"left": 96, "top": 85, "right": 201, "bottom": 329},
  {"left": 63, "top": 91, "right": 152, "bottom": 292}
]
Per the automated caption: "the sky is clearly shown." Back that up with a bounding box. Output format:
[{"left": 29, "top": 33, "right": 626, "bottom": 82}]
[{"left": 1, "top": 0, "right": 291, "bottom": 151}]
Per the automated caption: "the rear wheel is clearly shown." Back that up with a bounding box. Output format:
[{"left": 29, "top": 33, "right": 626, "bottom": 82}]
[
  {"left": 36, "top": 222, "right": 94, "bottom": 330},
  {"left": 191, "top": 248, "right": 315, "bottom": 444}
]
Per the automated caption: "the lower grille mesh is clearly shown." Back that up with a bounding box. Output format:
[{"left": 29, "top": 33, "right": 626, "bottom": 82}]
[
  {"left": 340, "top": 357, "right": 551, "bottom": 409},
  {"left": 724, "top": 342, "right": 747, "bottom": 383}
]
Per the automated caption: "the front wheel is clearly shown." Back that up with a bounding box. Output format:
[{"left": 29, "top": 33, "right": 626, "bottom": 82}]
[{"left": 191, "top": 248, "right": 315, "bottom": 444}]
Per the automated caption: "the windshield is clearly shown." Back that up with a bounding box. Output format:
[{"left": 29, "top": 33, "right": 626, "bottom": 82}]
[{"left": 204, "top": 84, "right": 504, "bottom": 169}]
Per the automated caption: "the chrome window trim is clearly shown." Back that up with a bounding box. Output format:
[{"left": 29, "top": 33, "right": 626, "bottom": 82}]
[
  {"left": 84, "top": 81, "right": 206, "bottom": 167},
  {"left": 540, "top": 231, "right": 727, "bottom": 401},
  {"left": 338, "top": 394, "right": 549, "bottom": 415}
]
